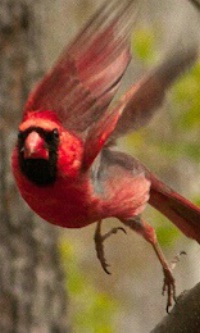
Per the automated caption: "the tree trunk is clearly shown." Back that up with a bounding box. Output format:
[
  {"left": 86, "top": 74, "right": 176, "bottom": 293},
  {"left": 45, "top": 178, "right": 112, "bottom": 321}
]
[{"left": 0, "top": 1, "right": 69, "bottom": 332}]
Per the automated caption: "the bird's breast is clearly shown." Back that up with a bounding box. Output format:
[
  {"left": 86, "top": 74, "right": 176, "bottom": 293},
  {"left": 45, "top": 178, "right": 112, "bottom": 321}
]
[{"left": 15, "top": 170, "right": 102, "bottom": 229}]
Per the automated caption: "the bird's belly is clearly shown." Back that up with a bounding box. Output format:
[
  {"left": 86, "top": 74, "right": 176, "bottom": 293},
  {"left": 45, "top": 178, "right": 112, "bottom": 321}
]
[
  {"left": 36, "top": 195, "right": 97, "bottom": 228},
  {"left": 99, "top": 171, "right": 151, "bottom": 220},
  {"left": 19, "top": 177, "right": 102, "bottom": 228}
]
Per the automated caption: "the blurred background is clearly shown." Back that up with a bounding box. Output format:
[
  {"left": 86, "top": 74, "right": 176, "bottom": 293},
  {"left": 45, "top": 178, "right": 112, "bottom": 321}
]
[{"left": 2, "top": 0, "right": 200, "bottom": 332}]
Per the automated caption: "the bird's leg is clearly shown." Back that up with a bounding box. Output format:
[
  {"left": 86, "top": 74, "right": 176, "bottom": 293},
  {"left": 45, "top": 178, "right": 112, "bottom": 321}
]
[
  {"left": 94, "top": 220, "right": 126, "bottom": 275},
  {"left": 151, "top": 242, "right": 176, "bottom": 312},
  {"left": 122, "top": 216, "right": 176, "bottom": 312}
]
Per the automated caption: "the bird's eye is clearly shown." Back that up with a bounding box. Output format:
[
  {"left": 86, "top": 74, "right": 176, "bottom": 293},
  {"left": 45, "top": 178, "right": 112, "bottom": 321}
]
[
  {"left": 52, "top": 128, "right": 59, "bottom": 139},
  {"left": 18, "top": 131, "right": 24, "bottom": 140}
]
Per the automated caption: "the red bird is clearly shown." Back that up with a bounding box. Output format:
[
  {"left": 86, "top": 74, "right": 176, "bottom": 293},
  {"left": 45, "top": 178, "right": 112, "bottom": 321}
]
[{"left": 12, "top": 0, "right": 200, "bottom": 311}]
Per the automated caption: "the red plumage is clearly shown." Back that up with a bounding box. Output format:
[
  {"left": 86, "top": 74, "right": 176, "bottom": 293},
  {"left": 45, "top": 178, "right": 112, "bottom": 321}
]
[{"left": 12, "top": 0, "right": 200, "bottom": 311}]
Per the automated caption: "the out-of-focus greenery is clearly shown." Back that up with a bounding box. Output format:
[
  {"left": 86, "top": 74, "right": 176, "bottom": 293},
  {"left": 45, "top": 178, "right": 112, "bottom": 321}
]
[
  {"left": 132, "top": 27, "right": 156, "bottom": 63},
  {"left": 132, "top": 26, "right": 159, "bottom": 65},
  {"left": 146, "top": 62, "right": 200, "bottom": 163},
  {"left": 59, "top": 239, "right": 120, "bottom": 333}
]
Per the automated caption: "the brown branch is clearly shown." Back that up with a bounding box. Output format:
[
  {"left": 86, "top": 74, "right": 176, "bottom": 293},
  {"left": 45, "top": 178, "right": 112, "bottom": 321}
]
[
  {"left": 150, "top": 282, "right": 200, "bottom": 333},
  {"left": 188, "top": 0, "right": 200, "bottom": 10}
]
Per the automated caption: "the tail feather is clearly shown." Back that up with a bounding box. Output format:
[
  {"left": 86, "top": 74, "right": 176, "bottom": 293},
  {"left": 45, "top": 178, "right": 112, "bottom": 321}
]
[{"left": 148, "top": 173, "right": 200, "bottom": 243}]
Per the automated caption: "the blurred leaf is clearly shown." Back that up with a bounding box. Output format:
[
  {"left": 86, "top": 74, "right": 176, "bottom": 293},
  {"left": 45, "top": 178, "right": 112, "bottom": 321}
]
[
  {"left": 156, "top": 224, "right": 180, "bottom": 247},
  {"left": 123, "top": 129, "right": 147, "bottom": 151},
  {"left": 132, "top": 27, "right": 157, "bottom": 64},
  {"left": 192, "top": 196, "right": 200, "bottom": 206},
  {"left": 75, "top": 292, "right": 118, "bottom": 333},
  {"left": 146, "top": 208, "right": 181, "bottom": 247},
  {"left": 59, "top": 239, "right": 119, "bottom": 333},
  {"left": 171, "top": 61, "right": 200, "bottom": 131},
  {"left": 149, "top": 139, "right": 200, "bottom": 162}
]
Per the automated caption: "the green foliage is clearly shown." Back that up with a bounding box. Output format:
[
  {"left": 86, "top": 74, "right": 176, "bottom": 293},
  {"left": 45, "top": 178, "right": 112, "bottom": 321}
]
[
  {"left": 160, "top": 61, "right": 200, "bottom": 163},
  {"left": 131, "top": 24, "right": 200, "bottom": 160},
  {"left": 132, "top": 26, "right": 158, "bottom": 64},
  {"left": 150, "top": 211, "right": 180, "bottom": 247},
  {"left": 146, "top": 136, "right": 200, "bottom": 161},
  {"left": 59, "top": 240, "right": 120, "bottom": 333},
  {"left": 170, "top": 62, "right": 200, "bottom": 162},
  {"left": 156, "top": 224, "right": 180, "bottom": 247}
]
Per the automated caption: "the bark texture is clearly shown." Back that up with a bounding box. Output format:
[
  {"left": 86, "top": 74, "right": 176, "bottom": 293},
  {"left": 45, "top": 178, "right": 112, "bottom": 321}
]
[
  {"left": 0, "top": 1, "right": 69, "bottom": 332},
  {"left": 150, "top": 283, "right": 200, "bottom": 333}
]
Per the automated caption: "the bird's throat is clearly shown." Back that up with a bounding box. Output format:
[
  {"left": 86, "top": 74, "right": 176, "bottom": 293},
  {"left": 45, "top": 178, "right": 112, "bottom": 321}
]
[{"left": 19, "top": 157, "right": 57, "bottom": 186}]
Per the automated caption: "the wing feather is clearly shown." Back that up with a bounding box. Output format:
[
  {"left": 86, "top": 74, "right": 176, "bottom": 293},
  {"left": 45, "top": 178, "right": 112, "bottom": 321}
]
[
  {"left": 82, "top": 45, "right": 198, "bottom": 169},
  {"left": 25, "top": 0, "right": 139, "bottom": 133},
  {"left": 82, "top": 104, "right": 124, "bottom": 169},
  {"left": 110, "top": 46, "right": 198, "bottom": 140}
]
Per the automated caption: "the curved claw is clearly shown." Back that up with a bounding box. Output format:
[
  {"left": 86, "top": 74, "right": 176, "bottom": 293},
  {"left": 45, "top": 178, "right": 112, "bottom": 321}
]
[
  {"left": 102, "top": 226, "right": 127, "bottom": 241},
  {"left": 94, "top": 221, "right": 127, "bottom": 275},
  {"left": 102, "top": 262, "right": 112, "bottom": 275},
  {"left": 114, "top": 227, "right": 127, "bottom": 235},
  {"left": 94, "top": 221, "right": 112, "bottom": 275},
  {"left": 162, "top": 268, "right": 176, "bottom": 313},
  {"left": 163, "top": 251, "right": 186, "bottom": 312}
]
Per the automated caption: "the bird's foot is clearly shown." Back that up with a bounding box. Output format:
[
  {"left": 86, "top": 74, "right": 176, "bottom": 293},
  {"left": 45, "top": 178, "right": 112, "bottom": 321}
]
[
  {"left": 94, "top": 220, "right": 126, "bottom": 274},
  {"left": 151, "top": 241, "right": 177, "bottom": 312},
  {"left": 162, "top": 267, "right": 176, "bottom": 313},
  {"left": 162, "top": 251, "right": 186, "bottom": 312}
]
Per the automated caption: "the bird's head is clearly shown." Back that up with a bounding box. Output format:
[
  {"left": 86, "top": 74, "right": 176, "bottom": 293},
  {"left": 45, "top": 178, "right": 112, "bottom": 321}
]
[{"left": 17, "top": 111, "right": 83, "bottom": 185}]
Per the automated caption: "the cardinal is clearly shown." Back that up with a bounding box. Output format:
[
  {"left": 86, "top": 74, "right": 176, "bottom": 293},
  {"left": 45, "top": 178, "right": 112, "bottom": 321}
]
[{"left": 12, "top": 0, "right": 200, "bottom": 311}]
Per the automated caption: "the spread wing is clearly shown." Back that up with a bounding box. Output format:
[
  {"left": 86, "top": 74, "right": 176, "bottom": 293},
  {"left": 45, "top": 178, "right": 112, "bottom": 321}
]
[
  {"left": 24, "top": 0, "right": 139, "bottom": 133},
  {"left": 82, "top": 46, "right": 198, "bottom": 169},
  {"left": 110, "top": 46, "right": 198, "bottom": 139}
]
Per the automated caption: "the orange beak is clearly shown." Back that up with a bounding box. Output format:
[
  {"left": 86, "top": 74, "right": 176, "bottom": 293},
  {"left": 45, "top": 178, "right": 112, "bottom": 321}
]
[{"left": 23, "top": 131, "right": 49, "bottom": 160}]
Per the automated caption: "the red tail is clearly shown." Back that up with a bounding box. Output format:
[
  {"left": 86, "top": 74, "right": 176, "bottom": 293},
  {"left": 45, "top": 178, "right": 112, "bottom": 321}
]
[{"left": 148, "top": 173, "right": 200, "bottom": 243}]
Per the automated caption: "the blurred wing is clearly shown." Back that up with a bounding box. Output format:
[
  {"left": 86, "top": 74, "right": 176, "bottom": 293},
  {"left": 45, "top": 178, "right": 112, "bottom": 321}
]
[
  {"left": 82, "top": 104, "right": 124, "bottom": 169},
  {"left": 110, "top": 46, "right": 198, "bottom": 140},
  {"left": 82, "top": 46, "right": 198, "bottom": 169},
  {"left": 25, "top": 0, "right": 138, "bottom": 133}
]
